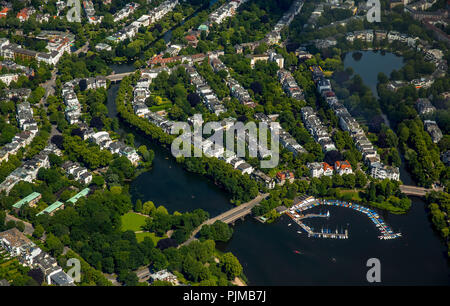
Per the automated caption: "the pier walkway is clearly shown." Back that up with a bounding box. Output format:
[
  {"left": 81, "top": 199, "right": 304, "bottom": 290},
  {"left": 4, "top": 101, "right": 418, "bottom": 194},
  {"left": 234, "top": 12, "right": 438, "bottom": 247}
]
[
  {"left": 286, "top": 197, "right": 402, "bottom": 240},
  {"left": 287, "top": 211, "right": 348, "bottom": 239}
]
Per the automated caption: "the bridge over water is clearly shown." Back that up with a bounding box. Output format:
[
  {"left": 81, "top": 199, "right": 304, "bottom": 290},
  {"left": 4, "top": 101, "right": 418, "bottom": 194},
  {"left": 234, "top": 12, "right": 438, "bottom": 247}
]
[
  {"left": 399, "top": 185, "right": 442, "bottom": 197},
  {"left": 106, "top": 71, "right": 135, "bottom": 83},
  {"left": 180, "top": 193, "right": 270, "bottom": 247}
]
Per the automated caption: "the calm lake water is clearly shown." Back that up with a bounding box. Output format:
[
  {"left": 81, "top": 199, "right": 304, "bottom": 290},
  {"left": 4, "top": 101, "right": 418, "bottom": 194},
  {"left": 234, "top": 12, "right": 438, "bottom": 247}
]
[
  {"left": 107, "top": 51, "right": 449, "bottom": 285},
  {"left": 343, "top": 50, "right": 404, "bottom": 98},
  {"left": 343, "top": 51, "right": 415, "bottom": 185}
]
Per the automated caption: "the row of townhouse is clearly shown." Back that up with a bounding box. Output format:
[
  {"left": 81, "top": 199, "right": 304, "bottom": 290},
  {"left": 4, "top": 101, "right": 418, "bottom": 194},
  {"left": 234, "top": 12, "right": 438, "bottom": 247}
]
[
  {"left": 307, "top": 160, "right": 353, "bottom": 178},
  {"left": 204, "top": 53, "right": 257, "bottom": 109},
  {"left": 0, "top": 228, "right": 74, "bottom": 286},
  {"left": 210, "top": 57, "right": 229, "bottom": 75},
  {"left": 65, "top": 76, "right": 107, "bottom": 90},
  {"left": 148, "top": 52, "right": 207, "bottom": 66},
  {"left": 35, "top": 30, "right": 75, "bottom": 50},
  {"left": 113, "top": 2, "right": 140, "bottom": 22},
  {"left": 145, "top": 109, "right": 276, "bottom": 185},
  {"left": 234, "top": 0, "right": 304, "bottom": 53},
  {"left": 189, "top": 115, "right": 256, "bottom": 176},
  {"left": 310, "top": 66, "right": 400, "bottom": 181},
  {"left": 0, "top": 60, "right": 34, "bottom": 77},
  {"left": 227, "top": 77, "right": 257, "bottom": 108},
  {"left": 80, "top": 127, "right": 140, "bottom": 166},
  {"left": 345, "top": 29, "right": 419, "bottom": 47},
  {"left": 315, "top": 14, "right": 365, "bottom": 32},
  {"left": 106, "top": 0, "right": 178, "bottom": 44},
  {"left": 82, "top": 0, "right": 95, "bottom": 17},
  {"left": 148, "top": 0, "right": 178, "bottom": 23},
  {"left": 0, "top": 102, "right": 38, "bottom": 163},
  {"left": 301, "top": 106, "right": 336, "bottom": 152},
  {"left": 234, "top": 121, "right": 273, "bottom": 160},
  {"left": 345, "top": 28, "right": 448, "bottom": 75},
  {"left": 186, "top": 65, "right": 226, "bottom": 115},
  {"left": 0, "top": 144, "right": 61, "bottom": 194},
  {"left": 62, "top": 76, "right": 107, "bottom": 124},
  {"left": 29, "top": 29, "right": 75, "bottom": 56},
  {"left": 416, "top": 97, "right": 436, "bottom": 115},
  {"left": 16, "top": 7, "right": 36, "bottom": 22},
  {"left": 17, "top": 101, "right": 38, "bottom": 133},
  {"left": 201, "top": 0, "right": 248, "bottom": 28},
  {"left": 423, "top": 120, "right": 443, "bottom": 143},
  {"left": 313, "top": 37, "right": 338, "bottom": 49},
  {"left": 277, "top": 69, "right": 304, "bottom": 100},
  {"left": 61, "top": 160, "right": 93, "bottom": 185},
  {"left": 12, "top": 191, "right": 41, "bottom": 212},
  {"left": 271, "top": 121, "right": 308, "bottom": 157},
  {"left": 62, "top": 84, "right": 81, "bottom": 125},
  {"left": 265, "top": 0, "right": 304, "bottom": 44},
  {"left": 0, "top": 38, "right": 68, "bottom": 66},
  {"left": 246, "top": 50, "right": 285, "bottom": 69},
  {"left": 0, "top": 73, "right": 19, "bottom": 85},
  {"left": 254, "top": 110, "right": 308, "bottom": 158},
  {"left": 133, "top": 77, "right": 152, "bottom": 118},
  {"left": 106, "top": 17, "right": 146, "bottom": 43},
  {"left": 415, "top": 94, "right": 443, "bottom": 144},
  {"left": 0, "top": 131, "right": 35, "bottom": 164},
  {"left": 212, "top": 61, "right": 304, "bottom": 182},
  {"left": 306, "top": 3, "right": 324, "bottom": 28}
]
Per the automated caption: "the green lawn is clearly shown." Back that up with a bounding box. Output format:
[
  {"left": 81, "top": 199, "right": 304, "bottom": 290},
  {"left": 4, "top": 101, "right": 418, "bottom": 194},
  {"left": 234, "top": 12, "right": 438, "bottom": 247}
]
[
  {"left": 135, "top": 232, "right": 163, "bottom": 244},
  {"left": 121, "top": 212, "right": 148, "bottom": 232},
  {"left": 121, "top": 212, "right": 165, "bottom": 243}
]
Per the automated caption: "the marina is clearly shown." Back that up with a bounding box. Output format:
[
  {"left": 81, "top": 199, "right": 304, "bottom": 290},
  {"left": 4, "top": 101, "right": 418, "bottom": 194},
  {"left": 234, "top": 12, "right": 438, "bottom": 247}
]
[
  {"left": 286, "top": 209, "right": 348, "bottom": 239},
  {"left": 286, "top": 197, "right": 402, "bottom": 240}
]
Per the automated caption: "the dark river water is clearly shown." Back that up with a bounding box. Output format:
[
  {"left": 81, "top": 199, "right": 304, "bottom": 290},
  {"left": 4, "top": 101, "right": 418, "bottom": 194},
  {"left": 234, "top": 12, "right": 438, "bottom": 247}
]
[{"left": 108, "top": 53, "right": 449, "bottom": 285}]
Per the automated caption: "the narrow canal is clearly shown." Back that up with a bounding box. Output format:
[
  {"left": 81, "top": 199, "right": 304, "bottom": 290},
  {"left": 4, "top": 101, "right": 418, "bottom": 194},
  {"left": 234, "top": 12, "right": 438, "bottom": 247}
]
[{"left": 106, "top": 52, "right": 449, "bottom": 285}]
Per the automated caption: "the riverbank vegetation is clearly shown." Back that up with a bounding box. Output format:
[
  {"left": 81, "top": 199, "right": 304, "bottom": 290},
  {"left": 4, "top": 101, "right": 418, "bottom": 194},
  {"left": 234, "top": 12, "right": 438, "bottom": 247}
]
[
  {"left": 426, "top": 191, "right": 450, "bottom": 257},
  {"left": 397, "top": 118, "right": 445, "bottom": 188},
  {"left": 198, "top": 220, "right": 233, "bottom": 242}
]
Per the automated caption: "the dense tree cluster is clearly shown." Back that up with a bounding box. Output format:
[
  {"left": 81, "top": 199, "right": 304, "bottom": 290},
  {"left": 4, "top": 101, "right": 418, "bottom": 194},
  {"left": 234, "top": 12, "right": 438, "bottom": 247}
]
[
  {"left": 397, "top": 118, "right": 445, "bottom": 187},
  {"left": 187, "top": 0, "right": 295, "bottom": 51},
  {"left": 57, "top": 53, "right": 111, "bottom": 83},
  {"left": 362, "top": 180, "right": 412, "bottom": 212},
  {"left": 142, "top": 207, "right": 209, "bottom": 244},
  {"left": 62, "top": 135, "right": 113, "bottom": 170},
  {"left": 198, "top": 220, "right": 233, "bottom": 242},
  {"left": 427, "top": 191, "right": 450, "bottom": 257}
]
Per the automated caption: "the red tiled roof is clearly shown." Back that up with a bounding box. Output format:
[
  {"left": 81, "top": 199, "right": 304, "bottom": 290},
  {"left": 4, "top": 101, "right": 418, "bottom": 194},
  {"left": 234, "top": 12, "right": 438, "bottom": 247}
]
[
  {"left": 0, "top": 7, "right": 9, "bottom": 16},
  {"left": 276, "top": 171, "right": 294, "bottom": 180},
  {"left": 322, "top": 162, "right": 333, "bottom": 171},
  {"left": 185, "top": 35, "right": 197, "bottom": 41},
  {"left": 335, "top": 160, "right": 352, "bottom": 170}
]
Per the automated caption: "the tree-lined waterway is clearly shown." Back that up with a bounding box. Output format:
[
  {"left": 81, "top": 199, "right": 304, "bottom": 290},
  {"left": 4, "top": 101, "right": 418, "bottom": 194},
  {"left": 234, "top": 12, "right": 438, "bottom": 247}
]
[{"left": 106, "top": 52, "right": 449, "bottom": 285}]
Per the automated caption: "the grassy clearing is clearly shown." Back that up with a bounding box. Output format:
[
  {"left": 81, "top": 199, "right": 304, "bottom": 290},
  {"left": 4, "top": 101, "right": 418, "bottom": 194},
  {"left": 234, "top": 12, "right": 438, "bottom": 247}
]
[
  {"left": 121, "top": 212, "right": 148, "bottom": 232},
  {"left": 135, "top": 232, "right": 163, "bottom": 244}
]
